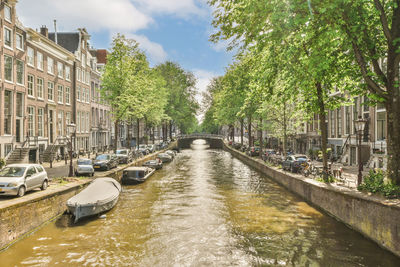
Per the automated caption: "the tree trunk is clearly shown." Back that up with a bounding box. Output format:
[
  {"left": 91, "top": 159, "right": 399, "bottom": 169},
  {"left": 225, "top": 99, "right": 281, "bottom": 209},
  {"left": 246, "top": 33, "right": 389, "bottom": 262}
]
[
  {"left": 316, "top": 82, "right": 329, "bottom": 182},
  {"left": 283, "top": 103, "right": 287, "bottom": 157},
  {"left": 137, "top": 118, "right": 140, "bottom": 148},
  {"left": 248, "top": 115, "right": 252, "bottom": 147},
  {"left": 114, "top": 119, "right": 119, "bottom": 153},
  {"left": 128, "top": 121, "right": 132, "bottom": 150},
  {"left": 144, "top": 117, "right": 148, "bottom": 145},
  {"left": 240, "top": 118, "right": 244, "bottom": 146},
  {"left": 386, "top": 100, "right": 400, "bottom": 184},
  {"left": 259, "top": 117, "right": 263, "bottom": 159},
  {"left": 231, "top": 124, "right": 235, "bottom": 141},
  {"left": 152, "top": 127, "right": 155, "bottom": 144},
  {"left": 169, "top": 121, "right": 173, "bottom": 140}
]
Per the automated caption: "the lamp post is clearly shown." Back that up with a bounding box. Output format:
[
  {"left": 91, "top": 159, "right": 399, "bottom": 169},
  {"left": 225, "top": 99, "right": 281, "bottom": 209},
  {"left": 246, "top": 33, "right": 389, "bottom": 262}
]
[
  {"left": 354, "top": 115, "right": 367, "bottom": 186},
  {"left": 67, "top": 123, "right": 76, "bottom": 177}
]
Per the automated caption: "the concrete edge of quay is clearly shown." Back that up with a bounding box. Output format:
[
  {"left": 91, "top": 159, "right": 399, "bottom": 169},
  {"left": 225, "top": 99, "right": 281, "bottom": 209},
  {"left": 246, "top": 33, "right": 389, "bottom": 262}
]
[
  {"left": 223, "top": 142, "right": 400, "bottom": 258},
  {"left": 0, "top": 145, "right": 174, "bottom": 251}
]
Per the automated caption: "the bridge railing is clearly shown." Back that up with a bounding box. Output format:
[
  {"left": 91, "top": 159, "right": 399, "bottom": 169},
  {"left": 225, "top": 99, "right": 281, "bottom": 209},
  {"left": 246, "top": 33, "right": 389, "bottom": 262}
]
[{"left": 177, "top": 134, "right": 224, "bottom": 139}]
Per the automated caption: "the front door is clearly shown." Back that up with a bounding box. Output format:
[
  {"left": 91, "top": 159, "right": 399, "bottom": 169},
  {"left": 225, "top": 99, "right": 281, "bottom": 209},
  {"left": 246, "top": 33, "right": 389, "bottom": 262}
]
[
  {"left": 49, "top": 110, "right": 54, "bottom": 143},
  {"left": 29, "top": 149, "right": 37, "bottom": 163},
  {"left": 16, "top": 119, "right": 21, "bottom": 143}
]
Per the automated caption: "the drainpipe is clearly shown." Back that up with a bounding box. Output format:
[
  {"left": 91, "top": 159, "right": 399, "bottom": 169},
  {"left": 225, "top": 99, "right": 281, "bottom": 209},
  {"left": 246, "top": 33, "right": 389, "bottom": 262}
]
[{"left": 53, "top": 20, "right": 58, "bottom": 44}]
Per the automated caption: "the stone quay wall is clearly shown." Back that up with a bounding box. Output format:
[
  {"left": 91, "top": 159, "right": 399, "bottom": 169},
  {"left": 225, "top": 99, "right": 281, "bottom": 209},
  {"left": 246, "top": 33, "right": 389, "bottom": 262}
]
[{"left": 223, "top": 143, "right": 400, "bottom": 258}]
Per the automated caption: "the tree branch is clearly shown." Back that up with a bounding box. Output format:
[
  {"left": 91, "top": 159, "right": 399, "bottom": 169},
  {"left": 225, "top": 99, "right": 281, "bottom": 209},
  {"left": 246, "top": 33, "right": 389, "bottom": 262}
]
[{"left": 374, "top": 0, "right": 392, "bottom": 43}]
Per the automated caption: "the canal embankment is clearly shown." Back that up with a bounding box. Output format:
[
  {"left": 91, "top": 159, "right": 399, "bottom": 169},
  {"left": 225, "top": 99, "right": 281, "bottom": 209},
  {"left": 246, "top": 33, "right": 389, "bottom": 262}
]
[
  {"left": 223, "top": 142, "right": 400, "bottom": 258},
  {"left": 0, "top": 148, "right": 170, "bottom": 251}
]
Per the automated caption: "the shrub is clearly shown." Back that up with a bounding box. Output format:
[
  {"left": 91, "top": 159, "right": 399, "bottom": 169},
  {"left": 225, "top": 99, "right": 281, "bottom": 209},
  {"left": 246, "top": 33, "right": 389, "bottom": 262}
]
[
  {"left": 0, "top": 158, "right": 5, "bottom": 169},
  {"left": 358, "top": 169, "right": 400, "bottom": 199}
]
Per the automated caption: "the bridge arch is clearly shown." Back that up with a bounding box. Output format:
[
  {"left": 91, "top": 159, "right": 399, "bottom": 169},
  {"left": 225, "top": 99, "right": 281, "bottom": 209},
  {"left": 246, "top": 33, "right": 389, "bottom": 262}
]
[{"left": 177, "top": 134, "right": 224, "bottom": 149}]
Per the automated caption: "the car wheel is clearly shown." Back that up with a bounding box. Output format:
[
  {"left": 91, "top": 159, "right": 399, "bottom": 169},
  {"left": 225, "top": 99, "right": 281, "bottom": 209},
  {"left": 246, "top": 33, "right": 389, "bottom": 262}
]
[
  {"left": 41, "top": 180, "right": 48, "bottom": 190},
  {"left": 106, "top": 165, "right": 110, "bottom": 171},
  {"left": 17, "top": 186, "right": 26, "bottom": 197}
]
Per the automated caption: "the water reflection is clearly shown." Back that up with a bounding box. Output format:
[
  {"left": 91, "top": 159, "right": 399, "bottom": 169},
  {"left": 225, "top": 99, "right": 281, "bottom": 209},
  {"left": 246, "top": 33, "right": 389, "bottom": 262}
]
[{"left": 0, "top": 142, "right": 398, "bottom": 266}]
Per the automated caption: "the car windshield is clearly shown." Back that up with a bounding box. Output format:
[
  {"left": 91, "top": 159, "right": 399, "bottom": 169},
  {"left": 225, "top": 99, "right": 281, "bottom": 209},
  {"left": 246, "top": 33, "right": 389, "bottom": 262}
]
[
  {"left": 116, "top": 150, "right": 127, "bottom": 155},
  {"left": 139, "top": 145, "right": 147, "bottom": 149},
  {"left": 295, "top": 156, "right": 307, "bottom": 160},
  {"left": 0, "top": 167, "right": 26, "bottom": 177},
  {"left": 96, "top": 155, "right": 110, "bottom": 160},
  {"left": 78, "top": 159, "right": 92, "bottom": 165}
]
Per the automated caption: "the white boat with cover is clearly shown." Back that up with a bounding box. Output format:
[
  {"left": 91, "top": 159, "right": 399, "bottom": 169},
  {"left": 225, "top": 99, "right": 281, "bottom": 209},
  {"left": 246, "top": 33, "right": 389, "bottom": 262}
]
[{"left": 67, "top": 177, "right": 121, "bottom": 223}]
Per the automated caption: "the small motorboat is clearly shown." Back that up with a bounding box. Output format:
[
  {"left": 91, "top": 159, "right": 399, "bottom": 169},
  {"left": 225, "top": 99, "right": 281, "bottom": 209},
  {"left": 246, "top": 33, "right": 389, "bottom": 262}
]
[
  {"left": 157, "top": 153, "right": 173, "bottom": 163},
  {"left": 67, "top": 177, "right": 121, "bottom": 223},
  {"left": 165, "top": 150, "right": 176, "bottom": 158},
  {"left": 142, "top": 159, "right": 163, "bottom": 170},
  {"left": 121, "top": 166, "right": 155, "bottom": 185}
]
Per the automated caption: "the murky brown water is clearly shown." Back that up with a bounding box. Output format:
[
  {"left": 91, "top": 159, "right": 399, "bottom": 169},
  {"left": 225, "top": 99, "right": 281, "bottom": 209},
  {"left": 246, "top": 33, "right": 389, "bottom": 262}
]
[{"left": 0, "top": 140, "right": 399, "bottom": 266}]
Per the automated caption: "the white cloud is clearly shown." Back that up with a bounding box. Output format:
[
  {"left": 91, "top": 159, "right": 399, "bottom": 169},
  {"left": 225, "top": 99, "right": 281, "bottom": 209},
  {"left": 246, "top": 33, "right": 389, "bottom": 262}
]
[
  {"left": 127, "top": 34, "right": 168, "bottom": 65},
  {"left": 17, "top": 0, "right": 152, "bottom": 32}
]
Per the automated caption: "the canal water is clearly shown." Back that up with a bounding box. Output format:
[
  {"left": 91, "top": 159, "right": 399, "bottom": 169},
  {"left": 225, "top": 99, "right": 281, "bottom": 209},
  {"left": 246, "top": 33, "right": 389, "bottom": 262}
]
[{"left": 0, "top": 140, "right": 399, "bottom": 266}]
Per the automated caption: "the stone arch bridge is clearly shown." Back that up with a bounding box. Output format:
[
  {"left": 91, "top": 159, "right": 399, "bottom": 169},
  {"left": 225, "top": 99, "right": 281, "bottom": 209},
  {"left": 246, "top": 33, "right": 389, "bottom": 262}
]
[{"left": 176, "top": 134, "right": 224, "bottom": 149}]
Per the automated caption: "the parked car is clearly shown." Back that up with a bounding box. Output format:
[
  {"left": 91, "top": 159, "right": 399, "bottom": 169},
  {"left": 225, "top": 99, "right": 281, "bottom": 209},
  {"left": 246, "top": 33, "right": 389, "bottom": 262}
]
[
  {"left": 282, "top": 154, "right": 309, "bottom": 173},
  {"left": 93, "top": 154, "right": 118, "bottom": 171},
  {"left": 147, "top": 144, "right": 156, "bottom": 153},
  {"left": 246, "top": 147, "right": 260, "bottom": 157},
  {"left": 232, "top": 142, "right": 242, "bottom": 150},
  {"left": 138, "top": 144, "right": 149, "bottom": 155},
  {"left": 0, "top": 164, "right": 49, "bottom": 197},
  {"left": 75, "top": 158, "right": 94, "bottom": 176},
  {"left": 116, "top": 149, "right": 133, "bottom": 164}
]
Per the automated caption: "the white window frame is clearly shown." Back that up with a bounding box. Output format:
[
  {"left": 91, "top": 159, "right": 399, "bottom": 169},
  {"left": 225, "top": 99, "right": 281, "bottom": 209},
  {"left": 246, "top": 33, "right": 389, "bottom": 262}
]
[
  {"left": 16, "top": 33, "right": 24, "bottom": 51},
  {"left": 48, "top": 81, "right": 54, "bottom": 101},
  {"left": 57, "top": 85, "right": 63, "bottom": 104},
  {"left": 47, "top": 57, "right": 54, "bottom": 75},
  {"left": 16, "top": 60, "right": 24, "bottom": 85},
  {"left": 27, "top": 47, "right": 34, "bottom": 67},
  {"left": 4, "top": 55, "right": 13, "bottom": 83},
  {"left": 37, "top": 78, "right": 44, "bottom": 99},
  {"left": 57, "top": 62, "right": 64, "bottom": 78},
  {"left": 27, "top": 75, "right": 34, "bottom": 97},
  {"left": 65, "top": 66, "right": 71, "bottom": 81},
  {"left": 38, "top": 108, "right": 44, "bottom": 137},
  {"left": 4, "top": 4, "right": 12, "bottom": 22},
  {"left": 37, "top": 52, "right": 43, "bottom": 70},
  {"left": 4, "top": 26, "right": 13, "bottom": 50},
  {"left": 28, "top": 106, "right": 35, "bottom": 136},
  {"left": 65, "top": 87, "right": 70, "bottom": 105}
]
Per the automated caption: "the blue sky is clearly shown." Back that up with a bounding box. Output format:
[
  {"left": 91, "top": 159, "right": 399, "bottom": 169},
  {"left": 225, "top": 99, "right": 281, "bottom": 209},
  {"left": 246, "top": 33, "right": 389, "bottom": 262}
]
[{"left": 16, "top": 0, "right": 234, "bottom": 111}]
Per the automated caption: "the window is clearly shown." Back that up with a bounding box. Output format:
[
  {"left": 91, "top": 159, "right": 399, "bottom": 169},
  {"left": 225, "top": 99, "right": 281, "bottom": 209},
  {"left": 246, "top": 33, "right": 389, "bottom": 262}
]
[
  {"left": 77, "top": 67, "right": 81, "bottom": 81},
  {"left": 86, "top": 71, "right": 90, "bottom": 84},
  {"left": 82, "top": 53, "right": 86, "bottom": 66},
  {"left": 4, "top": 91, "right": 12, "bottom": 135},
  {"left": 66, "top": 112, "right": 71, "bottom": 127},
  {"left": 86, "top": 112, "right": 89, "bottom": 133},
  {"left": 47, "top": 57, "right": 54, "bottom": 74},
  {"left": 330, "top": 110, "right": 335, "bottom": 138},
  {"left": 4, "top": 5, "right": 11, "bottom": 22},
  {"left": 65, "top": 66, "right": 70, "bottom": 81},
  {"left": 28, "top": 106, "right": 35, "bottom": 136},
  {"left": 77, "top": 86, "right": 81, "bottom": 101},
  {"left": 82, "top": 112, "right": 86, "bottom": 133},
  {"left": 77, "top": 111, "right": 81, "bottom": 133},
  {"left": 57, "top": 62, "right": 63, "bottom": 78},
  {"left": 37, "top": 78, "right": 44, "bottom": 99},
  {"left": 37, "top": 52, "right": 43, "bottom": 70},
  {"left": 377, "top": 111, "right": 386, "bottom": 141},
  {"left": 4, "top": 27, "right": 12, "bottom": 48},
  {"left": 16, "top": 93, "right": 23, "bottom": 117},
  {"left": 337, "top": 109, "right": 342, "bottom": 138},
  {"left": 345, "top": 106, "right": 351, "bottom": 135},
  {"left": 4, "top": 55, "right": 13, "bottom": 82},
  {"left": 82, "top": 70, "right": 85, "bottom": 83},
  {"left": 48, "top": 81, "right": 54, "bottom": 101},
  {"left": 38, "top": 108, "right": 44, "bottom": 137},
  {"left": 57, "top": 111, "right": 64, "bottom": 136},
  {"left": 65, "top": 87, "right": 70, "bottom": 104},
  {"left": 16, "top": 60, "right": 24, "bottom": 84},
  {"left": 16, "top": 33, "right": 24, "bottom": 50},
  {"left": 58, "top": 85, "right": 63, "bottom": 103},
  {"left": 27, "top": 47, "right": 34, "bottom": 66},
  {"left": 27, "top": 75, "right": 34, "bottom": 96}
]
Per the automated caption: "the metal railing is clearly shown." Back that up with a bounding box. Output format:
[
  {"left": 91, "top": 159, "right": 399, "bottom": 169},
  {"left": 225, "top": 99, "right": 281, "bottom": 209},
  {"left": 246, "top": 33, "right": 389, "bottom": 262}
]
[{"left": 177, "top": 134, "right": 224, "bottom": 139}]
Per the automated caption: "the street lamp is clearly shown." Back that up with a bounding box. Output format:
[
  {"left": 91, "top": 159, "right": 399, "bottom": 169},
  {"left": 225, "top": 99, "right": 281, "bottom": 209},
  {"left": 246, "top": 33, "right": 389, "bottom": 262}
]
[
  {"left": 67, "top": 123, "right": 76, "bottom": 177},
  {"left": 354, "top": 115, "right": 367, "bottom": 186}
]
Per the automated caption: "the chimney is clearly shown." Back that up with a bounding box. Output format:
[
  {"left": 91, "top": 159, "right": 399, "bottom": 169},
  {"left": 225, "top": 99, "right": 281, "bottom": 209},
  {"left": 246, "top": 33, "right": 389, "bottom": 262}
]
[
  {"left": 53, "top": 19, "right": 58, "bottom": 44},
  {"left": 40, "top": 26, "right": 48, "bottom": 38}
]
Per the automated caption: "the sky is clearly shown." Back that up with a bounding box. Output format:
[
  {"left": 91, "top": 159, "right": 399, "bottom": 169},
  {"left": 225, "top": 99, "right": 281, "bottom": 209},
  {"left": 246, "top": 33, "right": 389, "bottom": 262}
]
[{"left": 16, "top": 0, "right": 234, "bottom": 119}]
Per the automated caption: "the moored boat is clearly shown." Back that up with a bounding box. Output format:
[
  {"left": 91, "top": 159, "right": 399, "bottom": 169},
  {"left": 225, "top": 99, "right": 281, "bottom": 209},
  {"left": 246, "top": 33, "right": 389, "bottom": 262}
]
[
  {"left": 66, "top": 177, "right": 121, "bottom": 223},
  {"left": 142, "top": 159, "right": 163, "bottom": 170},
  {"left": 121, "top": 166, "right": 155, "bottom": 185},
  {"left": 157, "top": 153, "right": 172, "bottom": 163}
]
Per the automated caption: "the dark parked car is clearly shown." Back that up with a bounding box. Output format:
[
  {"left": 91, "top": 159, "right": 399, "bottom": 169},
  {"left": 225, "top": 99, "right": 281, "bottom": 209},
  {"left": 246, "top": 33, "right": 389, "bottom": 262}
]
[
  {"left": 116, "top": 149, "right": 133, "bottom": 164},
  {"left": 93, "top": 154, "right": 118, "bottom": 171},
  {"left": 246, "top": 147, "right": 260, "bottom": 157},
  {"left": 232, "top": 142, "right": 242, "bottom": 150},
  {"left": 138, "top": 144, "right": 149, "bottom": 155},
  {"left": 282, "top": 154, "right": 309, "bottom": 173}
]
